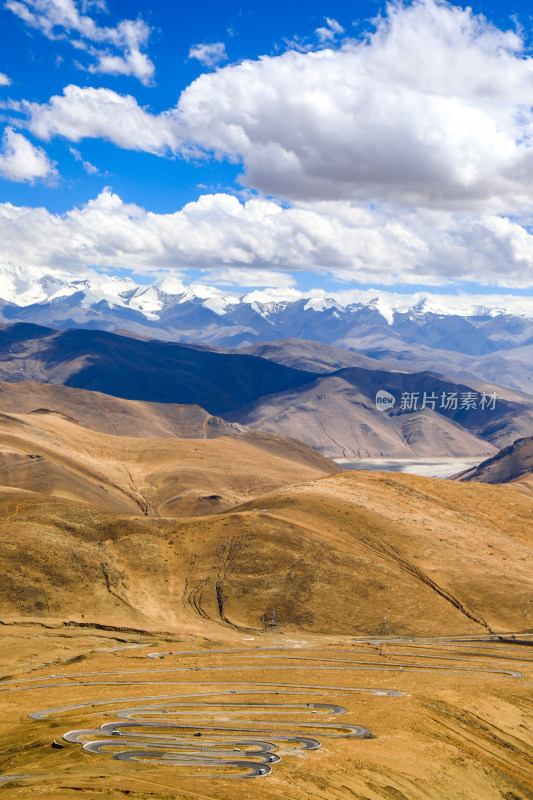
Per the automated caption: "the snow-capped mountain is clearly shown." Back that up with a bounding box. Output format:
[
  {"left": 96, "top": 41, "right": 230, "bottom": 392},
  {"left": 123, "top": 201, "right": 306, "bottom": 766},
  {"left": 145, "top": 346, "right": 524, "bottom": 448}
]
[{"left": 0, "top": 265, "right": 532, "bottom": 368}]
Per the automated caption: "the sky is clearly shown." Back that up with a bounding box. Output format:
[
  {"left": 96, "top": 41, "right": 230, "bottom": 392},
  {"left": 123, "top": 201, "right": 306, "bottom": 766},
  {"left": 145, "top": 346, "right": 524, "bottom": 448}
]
[{"left": 1, "top": 0, "right": 533, "bottom": 305}]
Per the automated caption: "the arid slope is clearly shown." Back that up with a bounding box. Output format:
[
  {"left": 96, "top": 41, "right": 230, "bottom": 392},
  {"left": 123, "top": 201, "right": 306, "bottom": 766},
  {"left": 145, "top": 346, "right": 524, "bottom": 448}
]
[
  {"left": 0, "top": 469, "right": 530, "bottom": 637},
  {"left": 0, "top": 409, "right": 337, "bottom": 517},
  {"left": 457, "top": 435, "right": 533, "bottom": 496},
  {"left": 0, "top": 379, "right": 249, "bottom": 439}
]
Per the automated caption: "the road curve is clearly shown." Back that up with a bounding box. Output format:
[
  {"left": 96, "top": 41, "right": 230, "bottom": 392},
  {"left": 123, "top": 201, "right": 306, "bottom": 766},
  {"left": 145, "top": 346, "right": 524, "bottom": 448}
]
[
  {"left": 58, "top": 689, "right": 372, "bottom": 778},
  {"left": 8, "top": 636, "right": 528, "bottom": 783}
]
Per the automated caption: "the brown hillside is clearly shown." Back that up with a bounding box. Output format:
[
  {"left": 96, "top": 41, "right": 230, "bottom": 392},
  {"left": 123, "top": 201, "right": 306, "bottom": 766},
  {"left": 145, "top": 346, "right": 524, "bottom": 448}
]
[
  {"left": 0, "top": 469, "right": 530, "bottom": 637},
  {"left": 0, "top": 409, "right": 336, "bottom": 517},
  {"left": 457, "top": 435, "right": 533, "bottom": 496},
  {"left": 227, "top": 373, "right": 500, "bottom": 459},
  {"left": 0, "top": 379, "right": 247, "bottom": 439}
]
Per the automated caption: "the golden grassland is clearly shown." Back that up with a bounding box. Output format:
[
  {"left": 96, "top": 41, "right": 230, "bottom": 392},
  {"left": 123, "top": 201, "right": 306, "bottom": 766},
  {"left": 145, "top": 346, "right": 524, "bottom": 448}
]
[
  {"left": 0, "top": 626, "right": 532, "bottom": 800},
  {"left": 0, "top": 409, "right": 335, "bottom": 517},
  {"left": 1, "top": 467, "right": 531, "bottom": 636},
  {"left": 0, "top": 403, "right": 532, "bottom": 798}
]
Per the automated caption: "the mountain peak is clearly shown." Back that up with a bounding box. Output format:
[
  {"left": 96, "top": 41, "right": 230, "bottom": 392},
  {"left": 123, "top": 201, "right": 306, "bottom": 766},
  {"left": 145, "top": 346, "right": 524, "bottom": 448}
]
[
  {"left": 410, "top": 297, "right": 456, "bottom": 317},
  {"left": 0, "top": 264, "right": 531, "bottom": 353},
  {"left": 364, "top": 296, "right": 394, "bottom": 324}
]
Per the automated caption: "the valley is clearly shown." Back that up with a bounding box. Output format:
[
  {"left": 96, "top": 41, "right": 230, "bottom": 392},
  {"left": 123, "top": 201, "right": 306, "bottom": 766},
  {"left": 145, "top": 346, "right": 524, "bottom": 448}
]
[{"left": 339, "top": 457, "right": 483, "bottom": 477}]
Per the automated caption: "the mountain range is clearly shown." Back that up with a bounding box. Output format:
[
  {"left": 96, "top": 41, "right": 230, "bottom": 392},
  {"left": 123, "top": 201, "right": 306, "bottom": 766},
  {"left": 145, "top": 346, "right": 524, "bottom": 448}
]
[
  {"left": 1, "top": 264, "right": 533, "bottom": 394},
  {"left": 1, "top": 323, "right": 532, "bottom": 459}
]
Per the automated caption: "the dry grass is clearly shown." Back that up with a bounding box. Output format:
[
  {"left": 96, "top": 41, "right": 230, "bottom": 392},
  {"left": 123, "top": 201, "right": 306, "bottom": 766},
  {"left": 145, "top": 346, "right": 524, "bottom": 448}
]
[
  {"left": 0, "top": 400, "right": 532, "bottom": 799},
  {"left": 0, "top": 466, "right": 531, "bottom": 637},
  {"left": 0, "top": 627, "right": 531, "bottom": 800},
  {"left": 0, "top": 409, "right": 335, "bottom": 517}
]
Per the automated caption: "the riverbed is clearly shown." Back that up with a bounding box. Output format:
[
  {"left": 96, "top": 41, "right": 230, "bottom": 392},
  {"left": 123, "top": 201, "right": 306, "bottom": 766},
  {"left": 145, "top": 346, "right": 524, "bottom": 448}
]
[{"left": 336, "top": 457, "right": 484, "bottom": 478}]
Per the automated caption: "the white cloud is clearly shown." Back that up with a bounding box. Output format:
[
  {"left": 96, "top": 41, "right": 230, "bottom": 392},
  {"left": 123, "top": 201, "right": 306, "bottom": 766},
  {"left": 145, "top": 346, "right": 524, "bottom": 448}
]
[
  {"left": 86, "top": 47, "right": 153, "bottom": 82},
  {"left": 21, "top": 85, "right": 180, "bottom": 153},
  {"left": 81, "top": 0, "right": 107, "bottom": 12},
  {"left": 0, "top": 188, "right": 533, "bottom": 289},
  {"left": 85, "top": 18, "right": 154, "bottom": 84},
  {"left": 197, "top": 267, "right": 297, "bottom": 288},
  {"left": 0, "top": 127, "right": 56, "bottom": 182},
  {"left": 69, "top": 145, "right": 100, "bottom": 174},
  {"left": 315, "top": 17, "right": 344, "bottom": 42},
  {"left": 5, "top": 0, "right": 154, "bottom": 84},
  {"left": 188, "top": 42, "right": 228, "bottom": 68},
  {"left": 4, "top": 0, "right": 533, "bottom": 294},
  {"left": 15, "top": 0, "right": 533, "bottom": 215},
  {"left": 174, "top": 0, "right": 533, "bottom": 211},
  {"left": 0, "top": 73, "right": 12, "bottom": 86}
]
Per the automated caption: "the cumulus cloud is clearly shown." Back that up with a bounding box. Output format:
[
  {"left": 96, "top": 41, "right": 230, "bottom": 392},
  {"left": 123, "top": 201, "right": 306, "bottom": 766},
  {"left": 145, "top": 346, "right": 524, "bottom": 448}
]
[
  {"left": 188, "top": 42, "right": 228, "bottom": 68},
  {"left": 20, "top": 85, "right": 180, "bottom": 153},
  {"left": 4, "top": 0, "right": 533, "bottom": 294},
  {"left": 13, "top": 0, "right": 533, "bottom": 214},
  {"left": 174, "top": 0, "right": 533, "bottom": 211},
  {"left": 0, "top": 73, "right": 12, "bottom": 86},
  {"left": 0, "top": 188, "right": 533, "bottom": 288},
  {"left": 0, "top": 127, "right": 56, "bottom": 182},
  {"left": 5, "top": 0, "right": 154, "bottom": 84}
]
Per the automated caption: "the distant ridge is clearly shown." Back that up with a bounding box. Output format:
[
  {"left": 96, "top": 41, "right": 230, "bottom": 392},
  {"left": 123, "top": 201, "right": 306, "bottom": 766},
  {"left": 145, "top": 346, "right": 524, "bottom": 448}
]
[
  {"left": 1, "top": 264, "right": 532, "bottom": 393},
  {"left": 456, "top": 436, "right": 533, "bottom": 495},
  {"left": 1, "top": 323, "right": 532, "bottom": 459},
  {"left": 0, "top": 323, "right": 317, "bottom": 413}
]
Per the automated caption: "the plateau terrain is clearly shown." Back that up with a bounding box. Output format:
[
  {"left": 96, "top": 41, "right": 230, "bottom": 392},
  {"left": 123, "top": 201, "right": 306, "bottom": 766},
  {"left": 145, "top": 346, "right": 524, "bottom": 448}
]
[
  {"left": 2, "top": 1, "right": 533, "bottom": 797},
  {"left": 1, "top": 265, "right": 533, "bottom": 393},
  {"left": 0, "top": 380, "right": 531, "bottom": 799},
  {"left": 2, "top": 325, "right": 532, "bottom": 459}
]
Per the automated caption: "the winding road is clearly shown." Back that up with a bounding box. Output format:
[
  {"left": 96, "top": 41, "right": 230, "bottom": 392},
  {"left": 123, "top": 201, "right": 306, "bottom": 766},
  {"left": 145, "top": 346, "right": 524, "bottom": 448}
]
[{"left": 1, "top": 635, "right": 530, "bottom": 783}]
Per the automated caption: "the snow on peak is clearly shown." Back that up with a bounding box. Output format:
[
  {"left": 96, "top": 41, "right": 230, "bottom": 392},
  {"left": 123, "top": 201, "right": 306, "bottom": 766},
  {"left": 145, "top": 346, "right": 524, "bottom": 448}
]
[
  {"left": 409, "top": 297, "right": 456, "bottom": 317},
  {"left": 242, "top": 288, "right": 301, "bottom": 305},
  {"left": 201, "top": 295, "right": 240, "bottom": 316},
  {"left": 467, "top": 304, "right": 513, "bottom": 318},
  {"left": 0, "top": 263, "right": 66, "bottom": 306},
  {"left": 365, "top": 297, "right": 394, "bottom": 325},
  {"left": 0, "top": 263, "right": 531, "bottom": 326},
  {"left": 127, "top": 285, "right": 167, "bottom": 319},
  {"left": 153, "top": 275, "right": 188, "bottom": 295},
  {"left": 241, "top": 288, "right": 300, "bottom": 319},
  {"left": 304, "top": 296, "right": 344, "bottom": 313},
  {"left": 0, "top": 263, "right": 138, "bottom": 309}
]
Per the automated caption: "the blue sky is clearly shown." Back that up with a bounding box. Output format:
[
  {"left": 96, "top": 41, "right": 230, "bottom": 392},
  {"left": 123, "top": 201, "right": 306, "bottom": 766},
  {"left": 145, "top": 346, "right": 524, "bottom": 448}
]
[{"left": 1, "top": 0, "right": 533, "bottom": 301}]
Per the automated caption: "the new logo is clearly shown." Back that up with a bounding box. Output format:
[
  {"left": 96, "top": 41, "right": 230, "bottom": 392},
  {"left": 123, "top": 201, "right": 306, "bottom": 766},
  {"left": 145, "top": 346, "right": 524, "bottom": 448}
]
[{"left": 375, "top": 390, "right": 395, "bottom": 411}]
